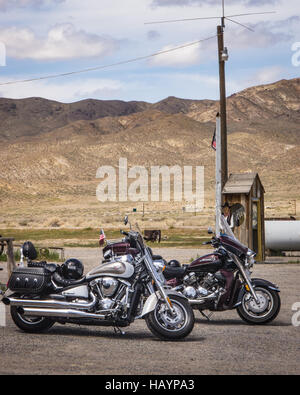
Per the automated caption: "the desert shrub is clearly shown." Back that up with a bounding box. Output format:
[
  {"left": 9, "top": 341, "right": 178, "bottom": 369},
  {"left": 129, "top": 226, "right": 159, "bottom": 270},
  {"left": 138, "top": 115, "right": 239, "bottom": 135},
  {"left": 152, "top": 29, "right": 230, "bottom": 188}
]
[{"left": 47, "top": 218, "right": 62, "bottom": 228}]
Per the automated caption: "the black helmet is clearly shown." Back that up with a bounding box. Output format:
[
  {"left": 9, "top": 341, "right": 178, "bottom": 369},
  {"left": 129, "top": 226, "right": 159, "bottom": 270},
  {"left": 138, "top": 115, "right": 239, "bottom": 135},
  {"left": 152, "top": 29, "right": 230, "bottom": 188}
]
[
  {"left": 61, "top": 259, "right": 84, "bottom": 280},
  {"left": 22, "top": 241, "right": 38, "bottom": 260},
  {"left": 168, "top": 259, "right": 181, "bottom": 267}
]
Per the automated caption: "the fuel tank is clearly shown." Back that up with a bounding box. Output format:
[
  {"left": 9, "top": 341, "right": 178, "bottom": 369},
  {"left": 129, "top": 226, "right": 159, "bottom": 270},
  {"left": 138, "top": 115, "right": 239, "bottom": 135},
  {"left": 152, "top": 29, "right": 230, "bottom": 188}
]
[
  {"left": 103, "top": 241, "right": 139, "bottom": 257},
  {"left": 86, "top": 258, "right": 134, "bottom": 280},
  {"left": 188, "top": 253, "right": 223, "bottom": 273}
]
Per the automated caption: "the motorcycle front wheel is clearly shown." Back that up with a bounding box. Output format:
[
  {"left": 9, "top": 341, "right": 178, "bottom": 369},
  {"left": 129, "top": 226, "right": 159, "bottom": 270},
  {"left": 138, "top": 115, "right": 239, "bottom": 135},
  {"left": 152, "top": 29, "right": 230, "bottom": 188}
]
[
  {"left": 11, "top": 306, "right": 55, "bottom": 333},
  {"left": 145, "top": 295, "right": 194, "bottom": 340},
  {"left": 237, "top": 286, "right": 281, "bottom": 325}
]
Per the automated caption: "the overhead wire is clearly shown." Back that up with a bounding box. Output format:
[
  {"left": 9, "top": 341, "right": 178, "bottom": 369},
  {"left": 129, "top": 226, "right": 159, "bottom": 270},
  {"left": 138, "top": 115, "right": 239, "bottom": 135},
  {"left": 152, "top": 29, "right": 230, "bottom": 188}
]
[
  {"left": 144, "top": 11, "right": 276, "bottom": 25},
  {"left": 0, "top": 34, "right": 218, "bottom": 87}
]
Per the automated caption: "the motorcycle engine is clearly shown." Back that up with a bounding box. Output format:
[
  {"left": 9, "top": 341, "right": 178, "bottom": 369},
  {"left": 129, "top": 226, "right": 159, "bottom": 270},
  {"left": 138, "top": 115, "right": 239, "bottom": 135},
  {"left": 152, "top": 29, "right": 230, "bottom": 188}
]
[
  {"left": 182, "top": 272, "right": 224, "bottom": 300},
  {"left": 99, "top": 277, "right": 119, "bottom": 297},
  {"left": 91, "top": 277, "right": 120, "bottom": 310}
]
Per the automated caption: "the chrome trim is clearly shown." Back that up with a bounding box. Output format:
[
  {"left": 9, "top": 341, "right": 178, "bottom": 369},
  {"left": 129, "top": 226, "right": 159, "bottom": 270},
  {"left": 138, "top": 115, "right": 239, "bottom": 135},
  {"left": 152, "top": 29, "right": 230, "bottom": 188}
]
[
  {"left": 7, "top": 292, "right": 97, "bottom": 310},
  {"left": 22, "top": 308, "right": 106, "bottom": 320}
]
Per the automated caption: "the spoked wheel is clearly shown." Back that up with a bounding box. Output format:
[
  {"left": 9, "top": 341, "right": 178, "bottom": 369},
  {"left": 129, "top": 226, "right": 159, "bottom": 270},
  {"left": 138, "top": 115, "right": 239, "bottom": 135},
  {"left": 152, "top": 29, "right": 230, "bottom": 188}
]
[
  {"left": 145, "top": 295, "right": 194, "bottom": 340},
  {"left": 237, "top": 286, "right": 281, "bottom": 325},
  {"left": 10, "top": 306, "right": 55, "bottom": 333}
]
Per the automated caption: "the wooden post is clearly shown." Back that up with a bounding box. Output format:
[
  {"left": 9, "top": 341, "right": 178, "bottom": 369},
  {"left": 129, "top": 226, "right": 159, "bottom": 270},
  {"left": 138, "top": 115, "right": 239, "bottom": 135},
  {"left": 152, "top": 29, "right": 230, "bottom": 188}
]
[
  {"left": 0, "top": 238, "right": 16, "bottom": 278},
  {"left": 217, "top": 25, "right": 228, "bottom": 191},
  {"left": 215, "top": 113, "right": 222, "bottom": 237}
]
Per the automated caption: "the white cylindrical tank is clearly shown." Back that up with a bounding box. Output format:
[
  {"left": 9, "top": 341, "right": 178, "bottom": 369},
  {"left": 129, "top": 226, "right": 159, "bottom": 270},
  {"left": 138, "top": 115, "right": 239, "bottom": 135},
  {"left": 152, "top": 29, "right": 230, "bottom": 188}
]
[{"left": 265, "top": 221, "right": 300, "bottom": 251}]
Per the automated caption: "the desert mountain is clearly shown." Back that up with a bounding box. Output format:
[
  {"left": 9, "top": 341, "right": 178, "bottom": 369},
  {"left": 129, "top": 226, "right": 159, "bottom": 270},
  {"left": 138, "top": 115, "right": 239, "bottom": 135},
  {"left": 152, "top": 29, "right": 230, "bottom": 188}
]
[
  {"left": 0, "top": 77, "right": 299, "bottom": 140},
  {"left": 0, "top": 77, "right": 299, "bottom": 228},
  {"left": 0, "top": 97, "right": 150, "bottom": 139}
]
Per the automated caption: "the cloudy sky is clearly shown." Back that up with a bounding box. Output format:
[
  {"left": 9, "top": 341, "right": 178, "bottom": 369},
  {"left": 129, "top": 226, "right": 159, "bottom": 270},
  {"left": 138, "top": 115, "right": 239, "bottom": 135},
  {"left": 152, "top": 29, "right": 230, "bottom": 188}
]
[{"left": 0, "top": 0, "right": 298, "bottom": 102}]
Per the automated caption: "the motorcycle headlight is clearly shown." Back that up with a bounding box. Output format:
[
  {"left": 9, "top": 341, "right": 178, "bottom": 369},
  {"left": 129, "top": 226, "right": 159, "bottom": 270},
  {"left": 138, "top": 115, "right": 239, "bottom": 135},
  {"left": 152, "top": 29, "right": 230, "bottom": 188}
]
[
  {"left": 246, "top": 249, "right": 256, "bottom": 267},
  {"left": 153, "top": 261, "right": 166, "bottom": 285}
]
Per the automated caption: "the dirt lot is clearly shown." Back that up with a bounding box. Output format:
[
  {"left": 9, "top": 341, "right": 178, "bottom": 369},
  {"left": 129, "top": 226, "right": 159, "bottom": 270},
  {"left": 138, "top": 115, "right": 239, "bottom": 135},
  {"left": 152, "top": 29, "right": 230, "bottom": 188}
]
[{"left": 0, "top": 248, "right": 299, "bottom": 375}]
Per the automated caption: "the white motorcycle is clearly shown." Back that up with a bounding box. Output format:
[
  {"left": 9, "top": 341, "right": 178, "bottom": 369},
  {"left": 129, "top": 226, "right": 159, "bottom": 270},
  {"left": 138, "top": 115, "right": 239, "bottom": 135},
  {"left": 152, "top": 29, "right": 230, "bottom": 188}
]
[{"left": 2, "top": 217, "right": 194, "bottom": 341}]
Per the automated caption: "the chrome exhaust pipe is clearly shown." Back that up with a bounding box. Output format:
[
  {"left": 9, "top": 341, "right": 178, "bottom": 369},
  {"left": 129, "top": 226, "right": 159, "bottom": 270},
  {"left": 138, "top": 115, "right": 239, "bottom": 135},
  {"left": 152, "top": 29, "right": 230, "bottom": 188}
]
[
  {"left": 22, "top": 307, "right": 106, "bottom": 320},
  {"left": 189, "top": 299, "right": 205, "bottom": 305},
  {"left": 6, "top": 293, "right": 97, "bottom": 310},
  {"left": 189, "top": 293, "right": 219, "bottom": 305}
]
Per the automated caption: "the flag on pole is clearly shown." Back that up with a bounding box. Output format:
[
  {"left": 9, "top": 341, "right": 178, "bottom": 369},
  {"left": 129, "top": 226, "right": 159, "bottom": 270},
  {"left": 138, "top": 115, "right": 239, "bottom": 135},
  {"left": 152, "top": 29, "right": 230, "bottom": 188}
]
[
  {"left": 99, "top": 228, "right": 106, "bottom": 246},
  {"left": 211, "top": 128, "right": 216, "bottom": 151}
]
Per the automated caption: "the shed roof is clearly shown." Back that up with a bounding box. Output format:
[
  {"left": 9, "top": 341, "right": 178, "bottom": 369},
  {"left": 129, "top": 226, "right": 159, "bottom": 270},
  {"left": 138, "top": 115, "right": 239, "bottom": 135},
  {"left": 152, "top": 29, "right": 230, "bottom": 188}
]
[{"left": 223, "top": 172, "right": 265, "bottom": 195}]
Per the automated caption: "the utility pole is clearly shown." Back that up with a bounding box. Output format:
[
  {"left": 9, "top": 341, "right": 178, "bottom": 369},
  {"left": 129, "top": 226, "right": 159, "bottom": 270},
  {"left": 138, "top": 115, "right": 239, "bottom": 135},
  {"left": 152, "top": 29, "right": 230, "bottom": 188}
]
[
  {"left": 215, "top": 113, "right": 222, "bottom": 237},
  {"left": 217, "top": 22, "right": 228, "bottom": 193},
  {"left": 145, "top": 1, "right": 274, "bottom": 198}
]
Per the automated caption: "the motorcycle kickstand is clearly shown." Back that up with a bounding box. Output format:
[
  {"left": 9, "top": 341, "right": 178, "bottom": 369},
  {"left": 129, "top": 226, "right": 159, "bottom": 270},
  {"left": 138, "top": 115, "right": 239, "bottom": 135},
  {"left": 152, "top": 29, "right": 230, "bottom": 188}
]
[
  {"left": 200, "top": 311, "right": 214, "bottom": 321},
  {"left": 113, "top": 326, "right": 126, "bottom": 336}
]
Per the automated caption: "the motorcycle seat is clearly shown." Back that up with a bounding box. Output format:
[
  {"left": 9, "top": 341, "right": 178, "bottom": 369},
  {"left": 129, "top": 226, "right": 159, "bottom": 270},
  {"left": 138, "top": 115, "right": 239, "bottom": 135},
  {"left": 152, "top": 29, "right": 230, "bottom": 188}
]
[
  {"left": 28, "top": 261, "right": 58, "bottom": 273},
  {"left": 152, "top": 255, "right": 164, "bottom": 261},
  {"left": 52, "top": 271, "right": 86, "bottom": 287}
]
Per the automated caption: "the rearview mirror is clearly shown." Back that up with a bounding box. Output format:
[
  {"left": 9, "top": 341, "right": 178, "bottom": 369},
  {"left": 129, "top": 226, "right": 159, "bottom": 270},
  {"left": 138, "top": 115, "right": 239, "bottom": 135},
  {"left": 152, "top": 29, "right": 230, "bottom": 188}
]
[
  {"left": 207, "top": 227, "right": 214, "bottom": 235},
  {"left": 230, "top": 203, "right": 245, "bottom": 227},
  {"left": 124, "top": 215, "right": 129, "bottom": 226}
]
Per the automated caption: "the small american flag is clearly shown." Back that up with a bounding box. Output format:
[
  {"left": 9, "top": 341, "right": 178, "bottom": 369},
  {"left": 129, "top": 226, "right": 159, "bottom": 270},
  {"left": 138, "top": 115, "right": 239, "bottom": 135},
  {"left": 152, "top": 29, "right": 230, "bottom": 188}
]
[
  {"left": 211, "top": 128, "right": 216, "bottom": 151},
  {"left": 99, "top": 229, "right": 106, "bottom": 246}
]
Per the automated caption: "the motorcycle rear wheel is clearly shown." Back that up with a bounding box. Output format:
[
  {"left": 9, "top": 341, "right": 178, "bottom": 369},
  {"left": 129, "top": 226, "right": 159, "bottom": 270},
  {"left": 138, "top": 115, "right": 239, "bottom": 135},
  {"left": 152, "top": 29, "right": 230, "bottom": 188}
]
[
  {"left": 11, "top": 306, "right": 55, "bottom": 333},
  {"left": 237, "top": 286, "right": 281, "bottom": 325},
  {"left": 145, "top": 295, "right": 194, "bottom": 340}
]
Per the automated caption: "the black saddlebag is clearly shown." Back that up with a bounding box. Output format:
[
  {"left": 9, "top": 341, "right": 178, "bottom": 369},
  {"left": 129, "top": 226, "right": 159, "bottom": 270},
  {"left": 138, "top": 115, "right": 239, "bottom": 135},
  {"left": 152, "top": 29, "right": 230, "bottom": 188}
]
[{"left": 8, "top": 267, "right": 51, "bottom": 294}]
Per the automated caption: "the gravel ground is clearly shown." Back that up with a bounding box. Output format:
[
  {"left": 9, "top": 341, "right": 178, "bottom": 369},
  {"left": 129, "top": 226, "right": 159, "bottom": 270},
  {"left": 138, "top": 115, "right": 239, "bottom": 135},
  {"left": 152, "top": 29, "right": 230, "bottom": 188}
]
[{"left": 0, "top": 248, "right": 299, "bottom": 375}]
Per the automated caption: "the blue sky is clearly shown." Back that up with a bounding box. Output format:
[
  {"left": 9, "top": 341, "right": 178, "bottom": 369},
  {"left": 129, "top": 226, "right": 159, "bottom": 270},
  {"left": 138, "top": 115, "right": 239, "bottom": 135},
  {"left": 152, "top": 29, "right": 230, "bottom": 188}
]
[{"left": 0, "top": 0, "right": 298, "bottom": 103}]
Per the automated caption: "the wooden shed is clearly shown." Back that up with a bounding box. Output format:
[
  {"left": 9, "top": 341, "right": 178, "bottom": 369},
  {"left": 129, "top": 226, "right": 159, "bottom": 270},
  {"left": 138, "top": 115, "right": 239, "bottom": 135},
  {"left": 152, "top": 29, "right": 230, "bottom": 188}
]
[{"left": 222, "top": 173, "right": 265, "bottom": 261}]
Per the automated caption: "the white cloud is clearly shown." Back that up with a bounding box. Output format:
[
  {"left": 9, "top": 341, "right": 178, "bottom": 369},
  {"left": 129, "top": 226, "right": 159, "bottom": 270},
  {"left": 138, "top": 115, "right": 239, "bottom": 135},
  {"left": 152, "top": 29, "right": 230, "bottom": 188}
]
[
  {"left": 148, "top": 41, "right": 202, "bottom": 67},
  {"left": 225, "top": 65, "right": 287, "bottom": 96},
  {"left": 151, "top": 0, "right": 280, "bottom": 7},
  {"left": 0, "top": 77, "right": 125, "bottom": 102},
  {"left": 248, "top": 65, "right": 286, "bottom": 85},
  {"left": 0, "top": 0, "right": 64, "bottom": 10},
  {"left": 0, "top": 23, "right": 118, "bottom": 61},
  {"left": 228, "top": 16, "right": 299, "bottom": 50}
]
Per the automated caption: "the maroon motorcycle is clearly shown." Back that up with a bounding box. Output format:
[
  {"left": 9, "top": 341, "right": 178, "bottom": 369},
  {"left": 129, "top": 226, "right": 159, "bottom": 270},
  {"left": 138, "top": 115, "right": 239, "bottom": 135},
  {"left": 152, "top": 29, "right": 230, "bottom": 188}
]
[
  {"left": 163, "top": 218, "right": 281, "bottom": 325},
  {"left": 101, "top": 217, "right": 281, "bottom": 325}
]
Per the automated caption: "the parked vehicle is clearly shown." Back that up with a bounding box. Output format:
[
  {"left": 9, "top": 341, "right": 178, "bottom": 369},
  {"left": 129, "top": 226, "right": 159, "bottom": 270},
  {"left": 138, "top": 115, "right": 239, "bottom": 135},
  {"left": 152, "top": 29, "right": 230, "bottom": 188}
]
[
  {"left": 163, "top": 217, "right": 281, "bottom": 324},
  {"left": 2, "top": 218, "right": 194, "bottom": 340},
  {"left": 102, "top": 216, "right": 281, "bottom": 325}
]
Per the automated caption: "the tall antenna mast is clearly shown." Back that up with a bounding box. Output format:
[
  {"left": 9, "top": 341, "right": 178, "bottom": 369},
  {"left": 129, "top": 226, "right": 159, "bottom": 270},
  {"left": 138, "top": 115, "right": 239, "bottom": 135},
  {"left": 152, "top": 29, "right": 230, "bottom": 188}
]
[
  {"left": 145, "top": 2, "right": 275, "bottom": 191},
  {"left": 222, "top": 0, "right": 225, "bottom": 27}
]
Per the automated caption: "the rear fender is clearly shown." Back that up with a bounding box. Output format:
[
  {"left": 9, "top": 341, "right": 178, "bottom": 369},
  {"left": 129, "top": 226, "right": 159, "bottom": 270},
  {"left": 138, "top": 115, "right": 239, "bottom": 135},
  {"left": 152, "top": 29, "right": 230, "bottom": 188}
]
[{"left": 140, "top": 289, "right": 186, "bottom": 318}]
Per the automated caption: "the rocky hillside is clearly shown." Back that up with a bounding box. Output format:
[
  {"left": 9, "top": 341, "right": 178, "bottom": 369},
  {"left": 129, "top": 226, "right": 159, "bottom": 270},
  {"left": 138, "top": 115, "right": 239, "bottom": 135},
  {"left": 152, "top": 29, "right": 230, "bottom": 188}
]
[
  {"left": 0, "top": 77, "right": 299, "bottom": 227},
  {"left": 0, "top": 97, "right": 150, "bottom": 139},
  {"left": 0, "top": 78, "right": 299, "bottom": 140}
]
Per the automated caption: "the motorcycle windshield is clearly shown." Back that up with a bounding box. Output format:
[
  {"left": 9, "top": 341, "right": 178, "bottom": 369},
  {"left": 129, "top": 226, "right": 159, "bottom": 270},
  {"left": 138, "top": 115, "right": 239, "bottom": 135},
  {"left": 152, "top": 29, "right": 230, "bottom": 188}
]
[{"left": 220, "top": 215, "right": 249, "bottom": 254}]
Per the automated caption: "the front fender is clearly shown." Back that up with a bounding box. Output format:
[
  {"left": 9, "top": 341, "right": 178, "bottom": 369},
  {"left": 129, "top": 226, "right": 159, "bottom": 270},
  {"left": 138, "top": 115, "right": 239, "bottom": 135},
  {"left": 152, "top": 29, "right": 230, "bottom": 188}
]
[
  {"left": 140, "top": 289, "right": 186, "bottom": 318},
  {"left": 235, "top": 278, "right": 280, "bottom": 307},
  {"left": 251, "top": 278, "right": 280, "bottom": 292}
]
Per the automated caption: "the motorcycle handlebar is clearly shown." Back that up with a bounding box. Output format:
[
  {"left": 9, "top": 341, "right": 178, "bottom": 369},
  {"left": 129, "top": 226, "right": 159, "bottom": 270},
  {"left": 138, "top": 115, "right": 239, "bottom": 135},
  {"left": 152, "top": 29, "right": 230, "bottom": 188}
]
[{"left": 202, "top": 237, "right": 221, "bottom": 246}]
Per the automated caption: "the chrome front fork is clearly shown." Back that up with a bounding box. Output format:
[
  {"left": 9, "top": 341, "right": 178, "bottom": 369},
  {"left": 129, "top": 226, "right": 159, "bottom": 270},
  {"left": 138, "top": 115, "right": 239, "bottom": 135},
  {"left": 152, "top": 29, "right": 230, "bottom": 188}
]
[{"left": 231, "top": 254, "right": 260, "bottom": 304}]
